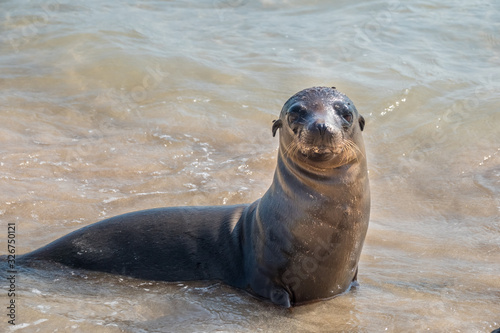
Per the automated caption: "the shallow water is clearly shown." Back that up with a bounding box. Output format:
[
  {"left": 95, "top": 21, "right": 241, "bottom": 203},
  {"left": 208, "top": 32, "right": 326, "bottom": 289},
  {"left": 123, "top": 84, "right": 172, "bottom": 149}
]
[{"left": 0, "top": 0, "right": 499, "bottom": 332}]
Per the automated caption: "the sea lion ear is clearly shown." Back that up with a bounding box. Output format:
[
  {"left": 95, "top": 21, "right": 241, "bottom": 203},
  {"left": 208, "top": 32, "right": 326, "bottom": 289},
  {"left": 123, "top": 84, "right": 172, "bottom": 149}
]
[
  {"left": 358, "top": 115, "right": 365, "bottom": 131},
  {"left": 272, "top": 119, "right": 283, "bottom": 137}
]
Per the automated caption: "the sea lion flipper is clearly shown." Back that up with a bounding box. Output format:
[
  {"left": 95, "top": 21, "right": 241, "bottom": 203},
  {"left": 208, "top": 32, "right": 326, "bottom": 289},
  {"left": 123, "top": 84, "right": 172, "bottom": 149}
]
[
  {"left": 351, "top": 267, "right": 360, "bottom": 288},
  {"left": 352, "top": 266, "right": 358, "bottom": 282},
  {"left": 270, "top": 287, "right": 291, "bottom": 308}
]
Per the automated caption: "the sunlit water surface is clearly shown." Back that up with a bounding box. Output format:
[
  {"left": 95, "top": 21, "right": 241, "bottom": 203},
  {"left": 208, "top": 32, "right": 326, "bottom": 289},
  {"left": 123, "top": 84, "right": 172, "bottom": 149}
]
[{"left": 0, "top": 0, "right": 499, "bottom": 332}]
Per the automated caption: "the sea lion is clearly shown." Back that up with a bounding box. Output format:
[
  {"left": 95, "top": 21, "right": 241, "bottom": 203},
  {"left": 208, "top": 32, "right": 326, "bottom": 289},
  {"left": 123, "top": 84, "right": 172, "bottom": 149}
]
[{"left": 18, "top": 87, "right": 370, "bottom": 307}]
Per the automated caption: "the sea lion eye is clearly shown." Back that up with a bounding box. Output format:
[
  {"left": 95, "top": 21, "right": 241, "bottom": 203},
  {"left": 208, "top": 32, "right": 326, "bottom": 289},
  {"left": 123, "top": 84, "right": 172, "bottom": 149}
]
[
  {"left": 288, "top": 113, "right": 299, "bottom": 123},
  {"left": 287, "top": 105, "right": 307, "bottom": 124},
  {"left": 342, "top": 112, "right": 353, "bottom": 124}
]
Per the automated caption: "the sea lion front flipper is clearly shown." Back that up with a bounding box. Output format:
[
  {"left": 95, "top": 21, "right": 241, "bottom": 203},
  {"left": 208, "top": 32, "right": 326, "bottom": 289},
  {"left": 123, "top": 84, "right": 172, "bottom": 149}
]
[
  {"left": 270, "top": 287, "right": 291, "bottom": 308},
  {"left": 351, "top": 267, "right": 360, "bottom": 288}
]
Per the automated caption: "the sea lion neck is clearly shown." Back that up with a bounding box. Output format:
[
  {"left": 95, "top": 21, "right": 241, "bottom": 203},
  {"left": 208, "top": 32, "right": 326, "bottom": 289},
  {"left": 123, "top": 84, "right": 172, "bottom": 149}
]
[{"left": 272, "top": 149, "right": 360, "bottom": 197}]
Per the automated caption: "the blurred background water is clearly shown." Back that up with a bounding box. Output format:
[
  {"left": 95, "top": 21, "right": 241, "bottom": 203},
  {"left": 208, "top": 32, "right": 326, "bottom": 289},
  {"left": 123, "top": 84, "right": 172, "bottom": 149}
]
[{"left": 0, "top": 0, "right": 499, "bottom": 332}]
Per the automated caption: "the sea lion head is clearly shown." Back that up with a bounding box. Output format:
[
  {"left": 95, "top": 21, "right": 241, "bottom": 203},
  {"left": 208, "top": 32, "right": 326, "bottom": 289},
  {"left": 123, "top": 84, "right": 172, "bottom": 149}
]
[{"left": 272, "top": 87, "right": 365, "bottom": 169}]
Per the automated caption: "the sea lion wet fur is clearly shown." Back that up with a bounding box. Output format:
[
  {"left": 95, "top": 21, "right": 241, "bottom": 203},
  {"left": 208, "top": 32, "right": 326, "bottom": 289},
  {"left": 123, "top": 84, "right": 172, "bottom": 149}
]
[{"left": 18, "top": 87, "right": 370, "bottom": 307}]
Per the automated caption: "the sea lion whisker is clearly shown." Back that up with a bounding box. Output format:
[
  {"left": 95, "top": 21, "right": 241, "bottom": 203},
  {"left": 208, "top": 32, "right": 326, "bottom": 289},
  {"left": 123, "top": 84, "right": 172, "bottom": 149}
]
[
  {"left": 345, "top": 139, "right": 365, "bottom": 160},
  {"left": 345, "top": 141, "right": 357, "bottom": 163},
  {"left": 283, "top": 140, "right": 299, "bottom": 157}
]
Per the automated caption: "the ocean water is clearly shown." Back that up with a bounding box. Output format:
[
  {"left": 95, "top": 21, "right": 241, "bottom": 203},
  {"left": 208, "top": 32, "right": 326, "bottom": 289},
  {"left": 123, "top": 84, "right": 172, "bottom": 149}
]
[{"left": 0, "top": 0, "right": 499, "bottom": 332}]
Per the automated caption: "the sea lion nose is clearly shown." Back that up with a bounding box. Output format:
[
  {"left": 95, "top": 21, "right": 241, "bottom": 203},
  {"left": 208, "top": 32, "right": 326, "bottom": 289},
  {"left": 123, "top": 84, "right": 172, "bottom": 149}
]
[{"left": 316, "top": 122, "right": 327, "bottom": 136}]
